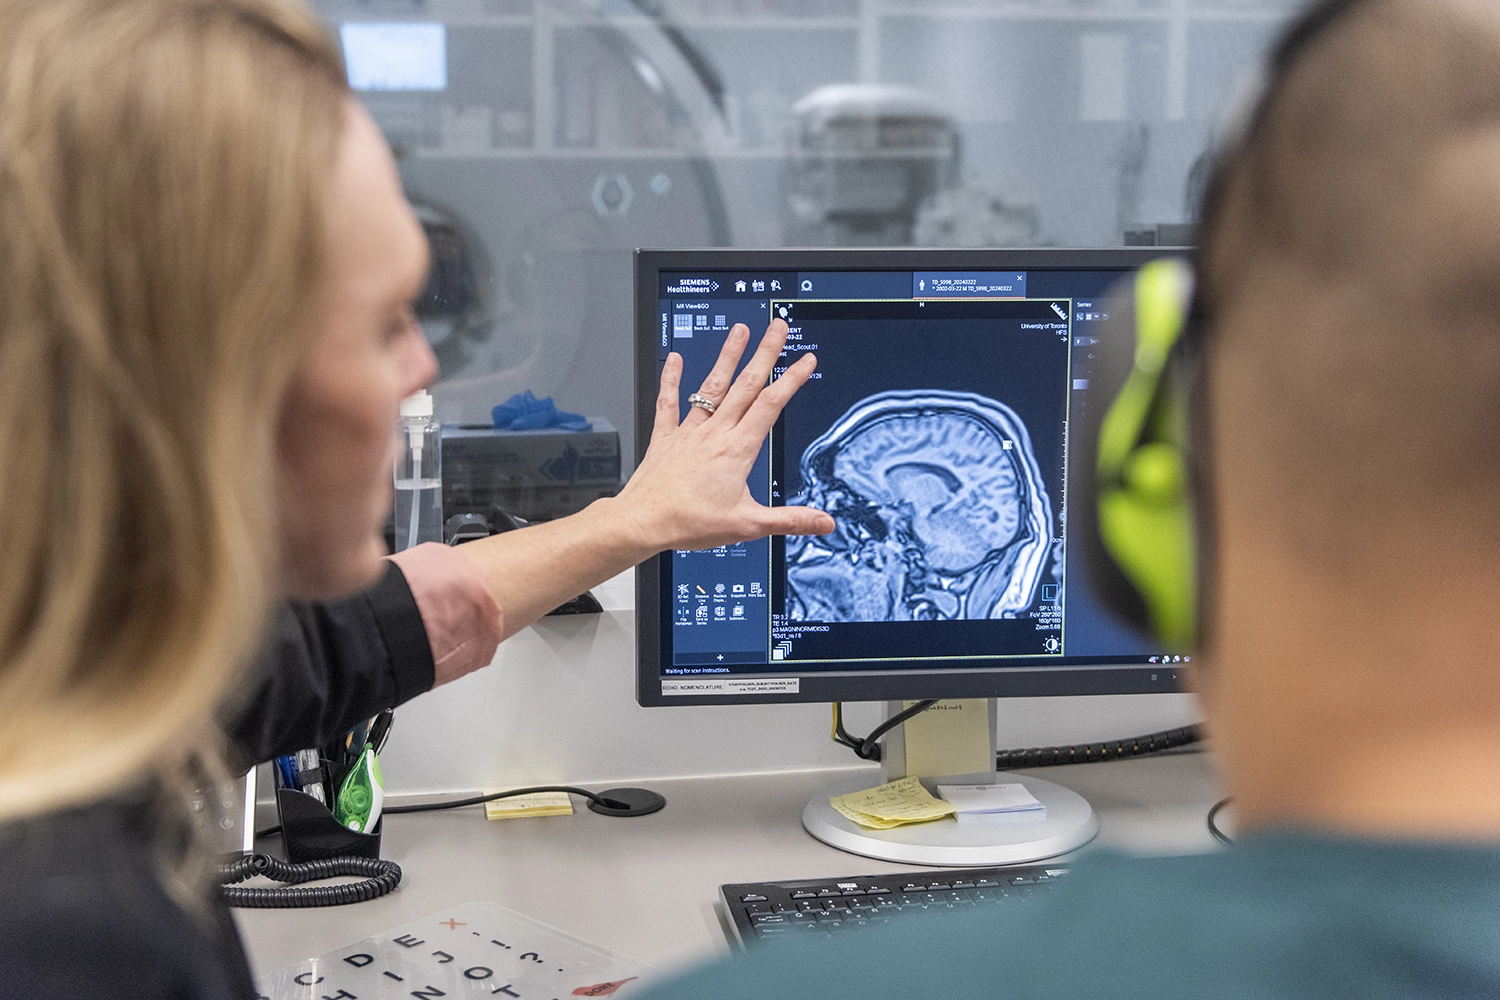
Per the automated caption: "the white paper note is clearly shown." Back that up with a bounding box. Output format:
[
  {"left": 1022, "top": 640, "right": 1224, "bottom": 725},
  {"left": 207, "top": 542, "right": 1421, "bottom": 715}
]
[{"left": 937, "top": 782, "right": 1045, "bottom": 815}]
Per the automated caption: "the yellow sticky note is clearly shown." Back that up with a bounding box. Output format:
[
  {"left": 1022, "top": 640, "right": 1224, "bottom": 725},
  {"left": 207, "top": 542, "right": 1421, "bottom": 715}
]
[
  {"left": 827, "top": 805, "right": 909, "bottom": 830},
  {"left": 830, "top": 776, "right": 956, "bottom": 829},
  {"left": 484, "top": 791, "right": 574, "bottom": 821}
]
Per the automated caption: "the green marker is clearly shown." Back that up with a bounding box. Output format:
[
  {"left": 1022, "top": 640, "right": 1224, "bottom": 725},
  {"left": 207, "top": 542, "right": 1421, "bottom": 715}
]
[{"left": 334, "top": 743, "right": 384, "bottom": 833}]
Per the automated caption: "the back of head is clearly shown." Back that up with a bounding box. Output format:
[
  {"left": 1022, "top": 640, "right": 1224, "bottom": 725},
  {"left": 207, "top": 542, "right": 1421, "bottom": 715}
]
[
  {"left": 0, "top": 0, "right": 347, "bottom": 821},
  {"left": 1199, "top": 0, "right": 1500, "bottom": 574}
]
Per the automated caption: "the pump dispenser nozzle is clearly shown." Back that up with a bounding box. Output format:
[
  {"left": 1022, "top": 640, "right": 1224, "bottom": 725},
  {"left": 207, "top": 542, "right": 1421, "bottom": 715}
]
[
  {"left": 396, "top": 389, "right": 441, "bottom": 551},
  {"left": 400, "top": 388, "right": 434, "bottom": 457}
]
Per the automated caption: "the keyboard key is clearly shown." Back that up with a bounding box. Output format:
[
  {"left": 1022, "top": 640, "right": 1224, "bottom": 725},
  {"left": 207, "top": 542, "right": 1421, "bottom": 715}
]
[
  {"left": 741, "top": 894, "right": 768, "bottom": 902},
  {"left": 790, "top": 891, "right": 816, "bottom": 899}
]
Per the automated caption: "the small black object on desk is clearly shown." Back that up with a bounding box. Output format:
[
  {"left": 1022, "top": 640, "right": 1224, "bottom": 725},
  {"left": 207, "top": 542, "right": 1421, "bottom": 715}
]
[
  {"left": 587, "top": 787, "right": 667, "bottom": 817},
  {"left": 276, "top": 787, "right": 382, "bottom": 863}
]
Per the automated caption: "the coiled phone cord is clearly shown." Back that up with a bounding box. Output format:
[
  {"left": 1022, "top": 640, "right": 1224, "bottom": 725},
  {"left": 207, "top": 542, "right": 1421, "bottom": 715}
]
[{"left": 218, "top": 852, "right": 402, "bottom": 908}]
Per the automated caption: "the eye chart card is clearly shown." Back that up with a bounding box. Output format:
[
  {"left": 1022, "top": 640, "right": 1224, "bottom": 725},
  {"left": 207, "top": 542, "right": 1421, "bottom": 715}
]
[{"left": 255, "top": 902, "right": 657, "bottom": 1000}]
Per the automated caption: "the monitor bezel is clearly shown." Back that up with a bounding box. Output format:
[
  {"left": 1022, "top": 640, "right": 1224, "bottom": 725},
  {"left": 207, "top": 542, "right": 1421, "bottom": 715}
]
[{"left": 634, "top": 247, "right": 1185, "bottom": 707}]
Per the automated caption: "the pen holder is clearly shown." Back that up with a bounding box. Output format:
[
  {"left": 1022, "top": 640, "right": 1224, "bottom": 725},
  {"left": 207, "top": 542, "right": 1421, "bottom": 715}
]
[{"left": 275, "top": 787, "right": 383, "bottom": 863}]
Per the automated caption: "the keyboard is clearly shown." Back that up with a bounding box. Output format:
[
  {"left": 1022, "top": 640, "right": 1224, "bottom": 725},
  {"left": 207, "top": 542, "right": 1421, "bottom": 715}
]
[{"left": 720, "top": 863, "right": 1071, "bottom": 948}]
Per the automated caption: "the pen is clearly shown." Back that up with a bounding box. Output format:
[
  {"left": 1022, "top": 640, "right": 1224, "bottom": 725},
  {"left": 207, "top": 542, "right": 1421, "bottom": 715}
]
[
  {"left": 368, "top": 709, "right": 395, "bottom": 754},
  {"left": 273, "top": 754, "right": 298, "bottom": 790},
  {"left": 346, "top": 718, "right": 371, "bottom": 759}
]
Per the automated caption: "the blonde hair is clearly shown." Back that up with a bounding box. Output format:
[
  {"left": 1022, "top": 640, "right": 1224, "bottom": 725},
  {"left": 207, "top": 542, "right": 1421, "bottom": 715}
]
[{"left": 0, "top": 0, "right": 347, "bottom": 822}]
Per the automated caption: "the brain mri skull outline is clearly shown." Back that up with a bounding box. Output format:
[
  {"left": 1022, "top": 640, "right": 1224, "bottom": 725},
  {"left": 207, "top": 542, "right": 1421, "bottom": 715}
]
[{"left": 785, "top": 390, "right": 1053, "bottom": 622}]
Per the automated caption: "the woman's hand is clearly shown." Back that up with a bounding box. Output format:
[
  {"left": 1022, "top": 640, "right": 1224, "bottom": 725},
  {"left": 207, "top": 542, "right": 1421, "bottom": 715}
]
[
  {"left": 613, "top": 318, "right": 835, "bottom": 553},
  {"left": 451, "top": 318, "right": 833, "bottom": 640}
]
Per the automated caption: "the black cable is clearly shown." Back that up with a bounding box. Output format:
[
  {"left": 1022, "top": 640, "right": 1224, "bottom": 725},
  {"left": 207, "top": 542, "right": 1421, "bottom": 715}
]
[
  {"left": 993, "top": 725, "right": 1202, "bottom": 768},
  {"left": 1207, "top": 796, "right": 1235, "bottom": 846},
  {"left": 218, "top": 853, "right": 401, "bottom": 908},
  {"left": 382, "top": 785, "right": 632, "bottom": 815},
  {"left": 831, "top": 705, "right": 1201, "bottom": 767},
  {"left": 831, "top": 701, "right": 939, "bottom": 761},
  {"left": 831, "top": 702, "right": 870, "bottom": 755},
  {"left": 252, "top": 785, "right": 639, "bottom": 838},
  {"left": 861, "top": 700, "right": 938, "bottom": 759}
]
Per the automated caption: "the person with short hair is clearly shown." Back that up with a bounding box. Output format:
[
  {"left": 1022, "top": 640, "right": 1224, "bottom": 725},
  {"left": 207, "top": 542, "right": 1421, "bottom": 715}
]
[{"left": 640, "top": 1, "right": 1500, "bottom": 996}]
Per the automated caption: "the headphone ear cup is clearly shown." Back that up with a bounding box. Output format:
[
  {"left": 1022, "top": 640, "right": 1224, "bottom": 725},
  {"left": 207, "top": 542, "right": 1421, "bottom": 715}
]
[
  {"left": 1098, "top": 440, "right": 1196, "bottom": 650},
  {"left": 1080, "top": 261, "right": 1198, "bottom": 650}
]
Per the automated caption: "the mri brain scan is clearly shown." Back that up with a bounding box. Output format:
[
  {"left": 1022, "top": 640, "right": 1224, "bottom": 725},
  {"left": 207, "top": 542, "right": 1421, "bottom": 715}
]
[{"left": 786, "top": 390, "right": 1053, "bottom": 622}]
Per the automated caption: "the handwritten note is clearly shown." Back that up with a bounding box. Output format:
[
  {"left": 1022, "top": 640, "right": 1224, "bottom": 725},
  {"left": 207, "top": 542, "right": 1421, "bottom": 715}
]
[
  {"left": 485, "top": 791, "right": 575, "bottom": 821},
  {"left": 830, "top": 776, "right": 957, "bottom": 830}
]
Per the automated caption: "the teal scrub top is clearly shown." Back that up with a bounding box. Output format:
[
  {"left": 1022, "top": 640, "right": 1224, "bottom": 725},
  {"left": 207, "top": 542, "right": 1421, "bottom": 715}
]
[{"left": 641, "top": 832, "right": 1500, "bottom": 999}]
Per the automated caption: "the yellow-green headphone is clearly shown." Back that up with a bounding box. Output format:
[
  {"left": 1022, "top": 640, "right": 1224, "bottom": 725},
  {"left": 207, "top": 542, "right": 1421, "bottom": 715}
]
[
  {"left": 1084, "top": 0, "right": 1373, "bottom": 652},
  {"left": 1092, "top": 259, "right": 1197, "bottom": 651}
]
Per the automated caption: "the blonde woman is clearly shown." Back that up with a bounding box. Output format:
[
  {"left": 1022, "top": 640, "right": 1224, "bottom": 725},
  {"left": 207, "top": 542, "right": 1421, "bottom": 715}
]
[{"left": 0, "top": 1, "right": 829, "bottom": 995}]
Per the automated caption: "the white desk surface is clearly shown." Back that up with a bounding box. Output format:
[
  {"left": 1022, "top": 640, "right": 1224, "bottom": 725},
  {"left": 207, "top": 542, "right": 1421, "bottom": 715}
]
[{"left": 236, "top": 750, "right": 1222, "bottom": 980}]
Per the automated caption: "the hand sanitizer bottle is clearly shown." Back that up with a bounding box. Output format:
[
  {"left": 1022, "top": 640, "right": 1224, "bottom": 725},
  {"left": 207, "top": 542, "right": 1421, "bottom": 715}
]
[{"left": 395, "top": 389, "right": 442, "bottom": 551}]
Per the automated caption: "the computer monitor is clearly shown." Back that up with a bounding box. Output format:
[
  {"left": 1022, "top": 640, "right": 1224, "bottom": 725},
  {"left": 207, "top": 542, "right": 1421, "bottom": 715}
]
[{"left": 634, "top": 249, "right": 1185, "bottom": 864}]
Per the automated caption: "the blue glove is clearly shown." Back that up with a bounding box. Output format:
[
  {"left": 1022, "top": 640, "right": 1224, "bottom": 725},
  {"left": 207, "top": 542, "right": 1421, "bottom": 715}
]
[{"left": 491, "top": 391, "right": 591, "bottom": 432}]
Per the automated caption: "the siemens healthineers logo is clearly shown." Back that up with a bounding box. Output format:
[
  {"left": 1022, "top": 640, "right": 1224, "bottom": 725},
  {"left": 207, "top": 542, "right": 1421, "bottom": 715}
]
[{"left": 664, "top": 277, "right": 721, "bottom": 294}]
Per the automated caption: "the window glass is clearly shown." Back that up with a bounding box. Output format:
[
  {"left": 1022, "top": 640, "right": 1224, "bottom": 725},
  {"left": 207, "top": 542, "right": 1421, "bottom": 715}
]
[{"left": 307, "top": 0, "right": 1301, "bottom": 472}]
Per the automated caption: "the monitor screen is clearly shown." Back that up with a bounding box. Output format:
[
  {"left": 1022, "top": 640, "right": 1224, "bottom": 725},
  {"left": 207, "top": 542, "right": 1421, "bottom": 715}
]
[
  {"left": 340, "top": 22, "right": 447, "bottom": 92},
  {"left": 635, "top": 249, "right": 1187, "bottom": 706}
]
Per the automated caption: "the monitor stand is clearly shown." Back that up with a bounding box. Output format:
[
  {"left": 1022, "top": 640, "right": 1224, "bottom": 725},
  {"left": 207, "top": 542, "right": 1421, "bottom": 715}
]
[{"left": 802, "top": 699, "right": 1098, "bottom": 866}]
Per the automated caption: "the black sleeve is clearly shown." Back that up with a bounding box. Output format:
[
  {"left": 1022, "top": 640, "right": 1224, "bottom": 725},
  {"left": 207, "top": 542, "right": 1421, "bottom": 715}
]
[{"left": 225, "top": 562, "right": 436, "bottom": 766}]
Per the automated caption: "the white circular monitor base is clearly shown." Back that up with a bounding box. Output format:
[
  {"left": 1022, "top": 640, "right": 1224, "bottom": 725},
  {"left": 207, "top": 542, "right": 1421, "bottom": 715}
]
[{"left": 803, "top": 772, "right": 1099, "bottom": 867}]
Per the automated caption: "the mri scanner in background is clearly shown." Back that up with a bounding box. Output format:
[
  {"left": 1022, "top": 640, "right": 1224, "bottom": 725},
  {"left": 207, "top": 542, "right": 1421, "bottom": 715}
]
[{"left": 321, "top": 1, "right": 742, "bottom": 469}]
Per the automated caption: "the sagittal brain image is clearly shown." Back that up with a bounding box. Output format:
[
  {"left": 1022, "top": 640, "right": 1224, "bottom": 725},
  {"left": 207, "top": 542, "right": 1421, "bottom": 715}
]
[{"left": 785, "top": 389, "right": 1053, "bottom": 622}]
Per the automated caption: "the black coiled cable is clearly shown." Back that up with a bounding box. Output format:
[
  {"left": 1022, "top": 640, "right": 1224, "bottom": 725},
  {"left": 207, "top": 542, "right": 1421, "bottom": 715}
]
[
  {"left": 218, "top": 852, "right": 402, "bottom": 908},
  {"left": 833, "top": 702, "right": 1201, "bottom": 768},
  {"left": 993, "top": 725, "right": 1202, "bottom": 768}
]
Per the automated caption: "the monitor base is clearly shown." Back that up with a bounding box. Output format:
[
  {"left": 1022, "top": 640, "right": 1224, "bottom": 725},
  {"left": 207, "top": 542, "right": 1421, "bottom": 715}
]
[{"left": 802, "top": 771, "right": 1098, "bottom": 867}]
